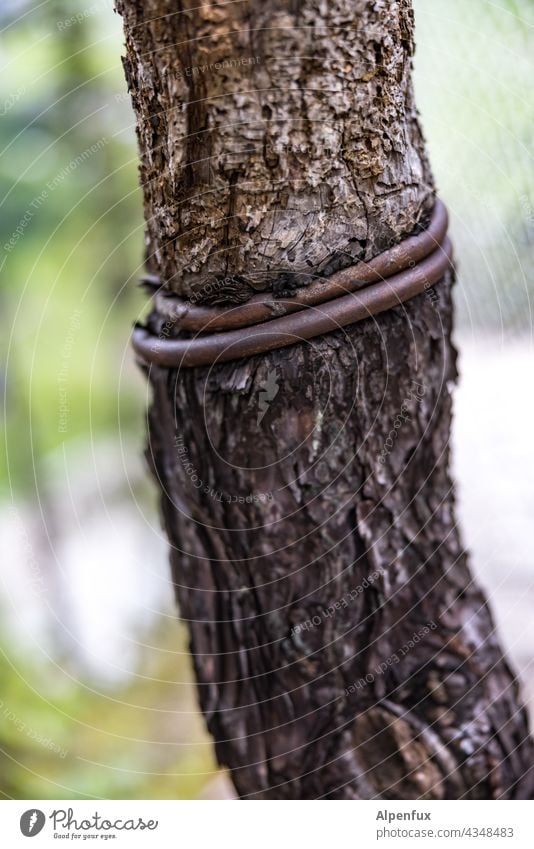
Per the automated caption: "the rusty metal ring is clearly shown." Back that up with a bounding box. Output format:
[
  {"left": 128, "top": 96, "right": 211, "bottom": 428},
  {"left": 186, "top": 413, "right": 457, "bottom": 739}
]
[
  {"left": 132, "top": 219, "right": 452, "bottom": 369},
  {"left": 150, "top": 198, "right": 448, "bottom": 334}
]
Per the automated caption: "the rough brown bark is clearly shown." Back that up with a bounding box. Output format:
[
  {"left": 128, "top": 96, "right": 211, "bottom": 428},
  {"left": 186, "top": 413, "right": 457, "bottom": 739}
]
[
  {"left": 116, "top": 0, "right": 534, "bottom": 798},
  {"left": 117, "top": 0, "right": 432, "bottom": 299}
]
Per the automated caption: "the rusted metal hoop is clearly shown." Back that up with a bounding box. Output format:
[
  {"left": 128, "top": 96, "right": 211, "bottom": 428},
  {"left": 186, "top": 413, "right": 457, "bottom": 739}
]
[
  {"left": 150, "top": 199, "right": 448, "bottom": 334},
  {"left": 132, "top": 201, "right": 452, "bottom": 369}
]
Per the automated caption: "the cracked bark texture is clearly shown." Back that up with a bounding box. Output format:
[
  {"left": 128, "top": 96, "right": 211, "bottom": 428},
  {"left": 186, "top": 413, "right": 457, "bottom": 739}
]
[
  {"left": 116, "top": 0, "right": 534, "bottom": 798},
  {"left": 117, "top": 0, "right": 432, "bottom": 300}
]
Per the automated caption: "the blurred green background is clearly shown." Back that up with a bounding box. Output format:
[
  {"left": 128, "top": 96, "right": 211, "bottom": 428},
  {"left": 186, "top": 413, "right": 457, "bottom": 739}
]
[{"left": 0, "top": 0, "right": 533, "bottom": 800}]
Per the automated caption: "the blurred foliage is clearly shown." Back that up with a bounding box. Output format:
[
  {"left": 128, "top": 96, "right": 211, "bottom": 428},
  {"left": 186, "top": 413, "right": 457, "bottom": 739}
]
[
  {"left": 0, "top": 0, "right": 145, "bottom": 495},
  {"left": 414, "top": 0, "right": 534, "bottom": 329}
]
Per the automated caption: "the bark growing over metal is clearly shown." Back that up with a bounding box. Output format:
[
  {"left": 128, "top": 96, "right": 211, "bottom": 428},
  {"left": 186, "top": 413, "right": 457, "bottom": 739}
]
[{"left": 117, "top": 0, "right": 534, "bottom": 798}]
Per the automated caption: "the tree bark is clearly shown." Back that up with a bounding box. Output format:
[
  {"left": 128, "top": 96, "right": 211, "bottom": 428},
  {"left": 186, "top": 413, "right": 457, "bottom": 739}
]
[{"left": 116, "top": 0, "right": 534, "bottom": 799}]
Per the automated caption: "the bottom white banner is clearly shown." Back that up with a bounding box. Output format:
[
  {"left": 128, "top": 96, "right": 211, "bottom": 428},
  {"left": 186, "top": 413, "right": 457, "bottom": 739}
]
[{"left": 1, "top": 800, "right": 533, "bottom": 847}]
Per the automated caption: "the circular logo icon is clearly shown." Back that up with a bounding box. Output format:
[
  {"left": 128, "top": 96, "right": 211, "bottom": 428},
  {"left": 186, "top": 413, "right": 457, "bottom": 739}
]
[{"left": 20, "top": 810, "right": 46, "bottom": 837}]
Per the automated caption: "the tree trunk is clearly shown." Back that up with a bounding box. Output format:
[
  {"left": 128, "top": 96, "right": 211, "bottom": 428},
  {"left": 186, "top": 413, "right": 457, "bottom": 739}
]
[{"left": 116, "top": 0, "right": 534, "bottom": 799}]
